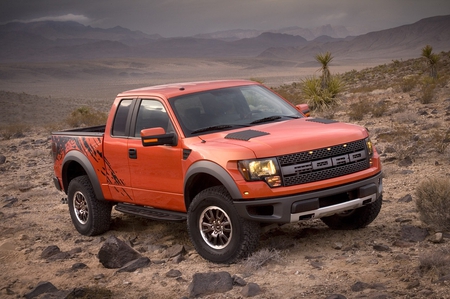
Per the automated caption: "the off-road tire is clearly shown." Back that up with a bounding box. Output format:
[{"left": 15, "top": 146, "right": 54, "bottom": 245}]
[
  {"left": 67, "top": 175, "right": 112, "bottom": 236},
  {"left": 187, "top": 186, "right": 260, "bottom": 263},
  {"left": 320, "top": 195, "right": 382, "bottom": 230}
]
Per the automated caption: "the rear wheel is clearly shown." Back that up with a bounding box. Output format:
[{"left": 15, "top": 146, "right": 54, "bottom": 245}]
[
  {"left": 187, "top": 186, "right": 260, "bottom": 263},
  {"left": 321, "top": 195, "right": 382, "bottom": 230},
  {"left": 67, "top": 175, "right": 112, "bottom": 236}
]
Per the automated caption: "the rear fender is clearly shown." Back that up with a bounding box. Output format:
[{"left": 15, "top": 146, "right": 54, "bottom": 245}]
[{"left": 62, "top": 151, "right": 105, "bottom": 200}]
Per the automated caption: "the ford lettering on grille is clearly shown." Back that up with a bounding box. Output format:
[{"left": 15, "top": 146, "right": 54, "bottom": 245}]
[
  {"left": 282, "top": 150, "right": 366, "bottom": 175},
  {"left": 278, "top": 140, "right": 370, "bottom": 186}
]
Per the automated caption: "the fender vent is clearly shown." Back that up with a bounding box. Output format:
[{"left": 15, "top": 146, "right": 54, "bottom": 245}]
[
  {"left": 225, "top": 130, "right": 270, "bottom": 141},
  {"left": 306, "top": 118, "right": 338, "bottom": 124}
]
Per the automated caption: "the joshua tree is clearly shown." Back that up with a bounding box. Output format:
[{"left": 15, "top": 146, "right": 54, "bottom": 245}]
[
  {"left": 315, "top": 52, "right": 333, "bottom": 89},
  {"left": 302, "top": 51, "right": 345, "bottom": 111},
  {"left": 421, "top": 45, "right": 439, "bottom": 79}
]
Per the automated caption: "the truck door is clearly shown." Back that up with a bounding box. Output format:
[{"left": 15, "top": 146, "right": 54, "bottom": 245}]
[
  {"left": 103, "top": 98, "right": 135, "bottom": 202},
  {"left": 127, "top": 99, "right": 185, "bottom": 212}
]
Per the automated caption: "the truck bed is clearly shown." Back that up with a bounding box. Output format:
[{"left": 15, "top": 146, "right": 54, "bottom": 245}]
[{"left": 53, "top": 125, "right": 106, "bottom": 136}]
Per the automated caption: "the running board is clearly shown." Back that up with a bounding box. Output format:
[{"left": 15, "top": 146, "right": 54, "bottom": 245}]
[{"left": 115, "top": 203, "right": 187, "bottom": 222}]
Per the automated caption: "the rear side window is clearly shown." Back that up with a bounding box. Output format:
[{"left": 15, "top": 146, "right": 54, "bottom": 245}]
[{"left": 112, "top": 99, "right": 132, "bottom": 136}]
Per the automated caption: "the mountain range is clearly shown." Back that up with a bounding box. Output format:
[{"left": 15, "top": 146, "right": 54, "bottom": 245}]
[{"left": 0, "top": 15, "right": 449, "bottom": 63}]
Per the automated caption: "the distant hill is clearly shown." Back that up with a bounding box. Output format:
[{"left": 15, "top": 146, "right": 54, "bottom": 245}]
[
  {"left": 0, "top": 15, "right": 449, "bottom": 63},
  {"left": 193, "top": 25, "right": 351, "bottom": 41},
  {"left": 260, "top": 15, "right": 450, "bottom": 62}
]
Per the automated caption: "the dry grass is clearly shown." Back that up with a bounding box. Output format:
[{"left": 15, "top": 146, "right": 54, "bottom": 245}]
[
  {"left": 415, "top": 177, "right": 450, "bottom": 232},
  {"left": 241, "top": 248, "right": 284, "bottom": 271},
  {"left": 419, "top": 248, "right": 450, "bottom": 280}
]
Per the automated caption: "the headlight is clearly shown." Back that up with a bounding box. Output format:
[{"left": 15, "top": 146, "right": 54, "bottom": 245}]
[{"left": 238, "top": 158, "right": 282, "bottom": 187}]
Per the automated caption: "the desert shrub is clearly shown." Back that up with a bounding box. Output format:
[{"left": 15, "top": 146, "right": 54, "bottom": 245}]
[
  {"left": 250, "top": 77, "right": 265, "bottom": 84},
  {"left": 415, "top": 177, "right": 450, "bottom": 232},
  {"left": 0, "top": 123, "right": 29, "bottom": 140},
  {"left": 347, "top": 99, "right": 368, "bottom": 121},
  {"left": 241, "top": 248, "right": 283, "bottom": 271},
  {"left": 419, "top": 84, "right": 436, "bottom": 104},
  {"left": 419, "top": 248, "right": 450, "bottom": 280},
  {"left": 66, "top": 106, "right": 108, "bottom": 128},
  {"left": 371, "top": 100, "right": 388, "bottom": 117},
  {"left": 400, "top": 76, "right": 417, "bottom": 92},
  {"left": 429, "top": 129, "right": 450, "bottom": 154},
  {"left": 301, "top": 75, "right": 345, "bottom": 111},
  {"left": 395, "top": 111, "right": 419, "bottom": 124}
]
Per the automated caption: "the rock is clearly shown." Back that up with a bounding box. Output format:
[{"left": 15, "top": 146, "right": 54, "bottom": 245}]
[
  {"left": 172, "top": 253, "right": 184, "bottom": 264},
  {"left": 401, "top": 225, "right": 429, "bottom": 242},
  {"left": 2, "top": 196, "right": 18, "bottom": 208},
  {"left": 165, "top": 244, "right": 185, "bottom": 258},
  {"left": 71, "top": 262, "right": 88, "bottom": 271},
  {"left": 383, "top": 146, "right": 396, "bottom": 153},
  {"left": 117, "top": 256, "right": 150, "bottom": 273},
  {"left": 398, "top": 194, "right": 413, "bottom": 203},
  {"left": 41, "top": 245, "right": 61, "bottom": 259},
  {"left": 233, "top": 275, "right": 247, "bottom": 286},
  {"left": 351, "top": 281, "right": 370, "bottom": 292},
  {"left": 0, "top": 155, "right": 6, "bottom": 164},
  {"left": 25, "top": 281, "right": 58, "bottom": 299},
  {"left": 431, "top": 232, "right": 444, "bottom": 243},
  {"left": 373, "top": 244, "right": 390, "bottom": 252},
  {"left": 326, "top": 295, "right": 347, "bottom": 299},
  {"left": 392, "top": 240, "right": 414, "bottom": 248},
  {"left": 47, "top": 251, "right": 71, "bottom": 261},
  {"left": 188, "top": 272, "right": 233, "bottom": 297},
  {"left": 166, "top": 269, "right": 182, "bottom": 278},
  {"left": 332, "top": 242, "right": 343, "bottom": 250},
  {"left": 241, "top": 282, "right": 261, "bottom": 297},
  {"left": 406, "top": 279, "right": 420, "bottom": 289},
  {"left": 398, "top": 156, "right": 413, "bottom": 167},
  {"left": 98, "top": 235, "right": 142, "bottom": 269}
]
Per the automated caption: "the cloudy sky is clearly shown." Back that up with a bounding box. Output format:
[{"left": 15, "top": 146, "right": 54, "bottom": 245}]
[{"left": 2, "top": 0, "right": 450, "bottom": 37}]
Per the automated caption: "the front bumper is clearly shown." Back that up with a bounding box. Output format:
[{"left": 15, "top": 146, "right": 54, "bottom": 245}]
[{"left": 233, "top": 172, "right": 383, "bottom": 223}]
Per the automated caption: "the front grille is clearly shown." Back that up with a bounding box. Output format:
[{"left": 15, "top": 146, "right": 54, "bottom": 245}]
[{"left": 279, "top": 139, "right": 370, "bottom": 187}]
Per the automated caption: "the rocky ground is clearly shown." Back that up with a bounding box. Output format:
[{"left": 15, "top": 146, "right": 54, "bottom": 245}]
[{"left": 1, "top": 54, "right": 450, "bottom": 298}]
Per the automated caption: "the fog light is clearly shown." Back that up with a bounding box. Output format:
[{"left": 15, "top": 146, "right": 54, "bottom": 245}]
[{"left": 265, "top": 176, "right": 281, "bottom": 187}]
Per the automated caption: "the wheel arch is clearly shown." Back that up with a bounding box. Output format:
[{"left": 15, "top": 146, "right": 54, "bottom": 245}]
[
  {"left": 62, "top": 151, "right": 105, "bottom": 200},
  {"left": 184, "top": 161, "right": 241, "bottom": 209}
]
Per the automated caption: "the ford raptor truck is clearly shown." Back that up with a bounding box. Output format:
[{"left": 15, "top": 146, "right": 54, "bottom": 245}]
[{"left": 52, "top": 80, "right": 383, "bottom": 263}]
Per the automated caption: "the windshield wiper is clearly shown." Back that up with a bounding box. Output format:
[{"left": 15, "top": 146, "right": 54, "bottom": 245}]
[
  {"left": 191, "top": 124, "right": 233, "bottom": 134},
  {"left": 250, "top": 115, "right": 282, "bottom": 124}
]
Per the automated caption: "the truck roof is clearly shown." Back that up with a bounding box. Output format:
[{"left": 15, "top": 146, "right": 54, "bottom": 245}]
[{"left": 116, "top": 80, "right": 259, "bottom": 99}]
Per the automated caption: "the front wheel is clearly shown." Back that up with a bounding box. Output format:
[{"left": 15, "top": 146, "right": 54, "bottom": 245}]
[
  {"left": 187, "top": 186, "right": 260, "bottom": 263},
  {"left": 320, "top": 195, "right": 382, "bottom": 230},
  {"left": 67, "top": 175, "right": 112, "bottom": 236}
]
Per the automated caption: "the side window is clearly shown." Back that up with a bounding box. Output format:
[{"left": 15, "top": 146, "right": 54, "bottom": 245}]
[
  {"left": 112, "top": 99, "right": 132, "bottom": 136},
  {"left": 134, "top": 100, "right": 173, "bottom": 137}
]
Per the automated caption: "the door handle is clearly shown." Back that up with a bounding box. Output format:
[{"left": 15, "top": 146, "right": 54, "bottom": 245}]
[{"left": 129, "top": 148, "right": 137, "bottom": 159}]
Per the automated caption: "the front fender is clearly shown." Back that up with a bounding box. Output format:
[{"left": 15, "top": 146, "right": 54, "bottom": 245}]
[
  {"left": 184, "top": 160, "right": 241, "bottom": 200},
  {"left": 62, "top": 151, "right": 105, "bottom": 200}
]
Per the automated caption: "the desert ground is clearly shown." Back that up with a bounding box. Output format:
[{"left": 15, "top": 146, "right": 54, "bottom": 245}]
[{"left": 0, "top": 55, "right": 450, "bottom": 298}]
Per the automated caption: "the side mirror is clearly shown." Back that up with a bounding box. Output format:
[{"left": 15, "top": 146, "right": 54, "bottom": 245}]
[
  {"left": 141, "top": 127, "right": 177, "bottom": 146},
  {"left": 296, "top": 104, "right": 310, "bottom": 117}
]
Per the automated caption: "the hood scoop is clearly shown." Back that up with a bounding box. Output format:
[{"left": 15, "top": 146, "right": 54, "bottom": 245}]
[
  {"left": 225, "top": 129, "right": 270, "bottom": 141},
  {"left": 306, "top": 118, "right": 338, "bottom": 124}
]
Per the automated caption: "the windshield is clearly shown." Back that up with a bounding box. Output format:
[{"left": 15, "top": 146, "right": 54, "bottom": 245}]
[{"left": 170, "top": 85, "right": 302, "bottom": 137}]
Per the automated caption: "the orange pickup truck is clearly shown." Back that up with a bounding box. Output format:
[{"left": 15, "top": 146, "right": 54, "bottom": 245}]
[{"left": 52, "top": 80, "right": 382, "bottom": 263}]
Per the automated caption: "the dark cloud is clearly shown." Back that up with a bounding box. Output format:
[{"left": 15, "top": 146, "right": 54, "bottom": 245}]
[{"left": 1, "top": 0, "right": 450, "bottom": 37}]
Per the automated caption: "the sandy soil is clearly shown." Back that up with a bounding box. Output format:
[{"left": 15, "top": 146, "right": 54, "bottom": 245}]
[{"left": 1, "top": 57, "right": 450, "bottom": 298}]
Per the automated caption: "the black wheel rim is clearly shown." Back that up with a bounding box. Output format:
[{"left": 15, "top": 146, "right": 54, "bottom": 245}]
[
  {"left": 199, "top": 206, "right": 232, "bottom": 249},
  {"left": 73, "top": 191, "right": 89, "bottom": 224}
]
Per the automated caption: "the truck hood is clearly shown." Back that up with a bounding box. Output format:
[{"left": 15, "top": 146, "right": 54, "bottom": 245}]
[{"left": 199, "top": 118, "right": 369, "bottom": 158}]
